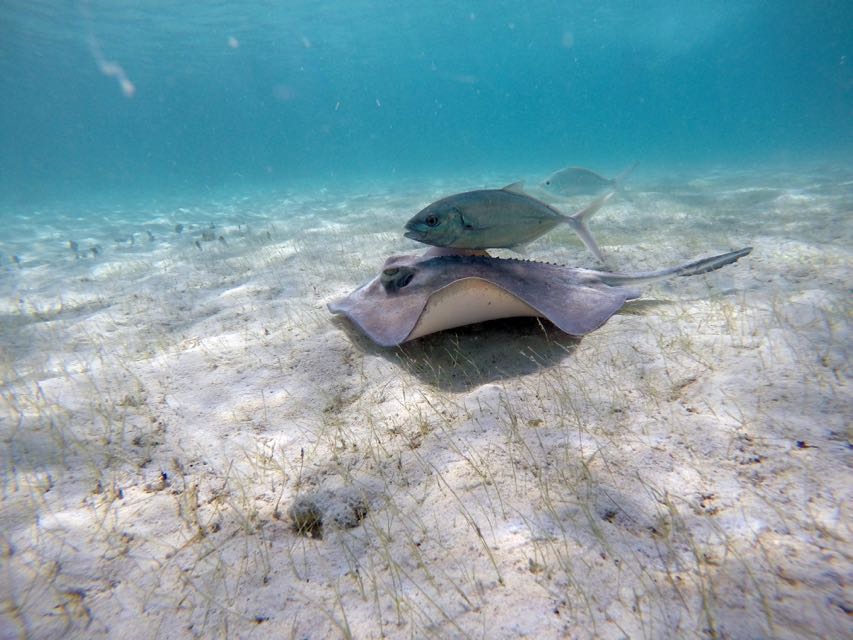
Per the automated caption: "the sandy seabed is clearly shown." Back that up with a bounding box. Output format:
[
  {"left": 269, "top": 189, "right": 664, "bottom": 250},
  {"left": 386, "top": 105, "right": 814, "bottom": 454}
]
[{"left": 1, "top": 167, "right": 850, "bottom": 639}]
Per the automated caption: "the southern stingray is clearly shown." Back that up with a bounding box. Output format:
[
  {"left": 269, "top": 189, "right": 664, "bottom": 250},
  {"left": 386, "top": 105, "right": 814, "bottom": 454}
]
[{"left": 328, "top": 247, "right": 752, "bottom": 347}]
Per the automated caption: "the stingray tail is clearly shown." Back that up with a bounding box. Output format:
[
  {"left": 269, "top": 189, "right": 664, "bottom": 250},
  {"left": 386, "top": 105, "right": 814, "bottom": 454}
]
[
  {"left": 559, "top": 191, "right": 615, "bottom": 265},
  {"left": 585, "top": 247, "right": 752, "bottom": 286}
]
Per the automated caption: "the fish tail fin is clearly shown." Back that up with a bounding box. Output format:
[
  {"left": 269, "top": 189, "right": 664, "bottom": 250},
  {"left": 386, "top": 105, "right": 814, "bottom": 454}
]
[
  {"left": 613, "top": 162, "right": 638, "bottom": 189},
  {"left": 611, "top": 162, "right": 638, "bottom": 202},
  {"left": 560, "top": 191, "right": 615, "bottom": 264},
  {"left": 586, "top": 247, "right": 752, "bottom": 287}
]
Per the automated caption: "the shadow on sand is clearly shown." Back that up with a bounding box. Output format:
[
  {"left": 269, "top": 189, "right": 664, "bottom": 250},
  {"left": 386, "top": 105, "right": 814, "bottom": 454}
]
[
  {"left": 331, "top": 298, "right": 676, "bottom": 393},
  {"left": 331, "top": 315, "right": 580, "bottom": 392}
]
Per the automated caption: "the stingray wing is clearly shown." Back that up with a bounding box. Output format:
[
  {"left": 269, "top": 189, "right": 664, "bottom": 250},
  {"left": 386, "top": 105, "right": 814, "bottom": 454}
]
[
  {"left": 478, "top": 273, "right": 637, "bottom": 336},
  {"left": 328, "top": 277, "right": 429, "bottom": 347},
  {"left": 517, "top": 282, "right": 639, "bottom": 335}
]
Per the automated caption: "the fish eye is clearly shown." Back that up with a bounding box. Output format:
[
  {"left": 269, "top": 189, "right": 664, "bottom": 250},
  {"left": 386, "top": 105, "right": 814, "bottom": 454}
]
[
  {"left": 545, "top": 180, "right": 551, "bottom": 185},
  {"left": 425, "top": 214, "right": 439, "bottom": 227},
  {"left": 382, "top": 267, "right": 399, "bottom": 276}
]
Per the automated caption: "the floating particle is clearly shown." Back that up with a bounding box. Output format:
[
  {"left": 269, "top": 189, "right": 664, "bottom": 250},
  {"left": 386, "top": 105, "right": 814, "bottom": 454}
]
[{"left": 273, "top": 84, "right": 296, "bottom": 101}]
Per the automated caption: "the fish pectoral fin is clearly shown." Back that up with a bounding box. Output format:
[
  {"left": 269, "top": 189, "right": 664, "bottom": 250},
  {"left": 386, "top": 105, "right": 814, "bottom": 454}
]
[
  {"left": 458, "top": 212, "right": 483, "bottom": 231},
  {"left": 501, "top": 181, "right": 527, "bottom": 195}
]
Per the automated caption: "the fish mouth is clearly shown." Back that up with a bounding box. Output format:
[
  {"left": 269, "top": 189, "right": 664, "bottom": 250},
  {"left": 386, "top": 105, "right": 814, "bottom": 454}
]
[
  {"left": 403, "top": 223, "right": 428, "bottom": 240},
  {"left": 405, "top": 228, "right": 440, "bottom": 247}
]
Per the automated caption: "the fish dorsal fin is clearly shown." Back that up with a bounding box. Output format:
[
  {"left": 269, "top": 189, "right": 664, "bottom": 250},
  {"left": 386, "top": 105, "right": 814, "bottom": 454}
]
[{"left": 501, "top": 181, "right": 527, "bottom": 195}]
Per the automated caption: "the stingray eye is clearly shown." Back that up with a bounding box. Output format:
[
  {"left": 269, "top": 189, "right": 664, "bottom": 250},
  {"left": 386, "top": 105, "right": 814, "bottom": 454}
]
[
  {"left": 380, "top": 266, "right": 415, "bottom": 292},
  {"left": 425, "top": 214, "right": 439, "bottom": 227}
]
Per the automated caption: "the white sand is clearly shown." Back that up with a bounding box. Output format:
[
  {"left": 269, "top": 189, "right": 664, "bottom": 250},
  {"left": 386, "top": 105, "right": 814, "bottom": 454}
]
[{"left": 1, "top": 169, "right": 850, "bottom": 639}]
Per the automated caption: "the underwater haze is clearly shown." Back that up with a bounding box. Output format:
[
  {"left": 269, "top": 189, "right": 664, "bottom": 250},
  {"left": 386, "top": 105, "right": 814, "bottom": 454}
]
[
  {"left": 2, "top": 3, "right": 853, "bottom": 640},
  {"left": 1, "top": 0, "right": 852, "bottom": 204}
]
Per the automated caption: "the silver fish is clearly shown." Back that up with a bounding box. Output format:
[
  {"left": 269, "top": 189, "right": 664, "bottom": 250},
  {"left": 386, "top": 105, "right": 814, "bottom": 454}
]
[
  {"left": 540, "top": 163, "right": 637, "bottom": 197},
  {"left": 404, "top": 182, "right": 613, "bottom": 263}
]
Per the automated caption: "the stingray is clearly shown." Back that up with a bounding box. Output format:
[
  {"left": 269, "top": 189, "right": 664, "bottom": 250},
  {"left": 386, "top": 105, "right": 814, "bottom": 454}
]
[{"left": 328, "top": 246, "right": 752, "bottom": 347}]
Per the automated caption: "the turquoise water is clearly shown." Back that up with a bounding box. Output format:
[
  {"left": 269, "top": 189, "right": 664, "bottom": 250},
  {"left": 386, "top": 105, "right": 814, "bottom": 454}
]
[
  {"left": 2, "top": 1, "right": 851, "bottom": 207},
  {"left": 2, "top": 5, "right": 852, "bottom": 639}
]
